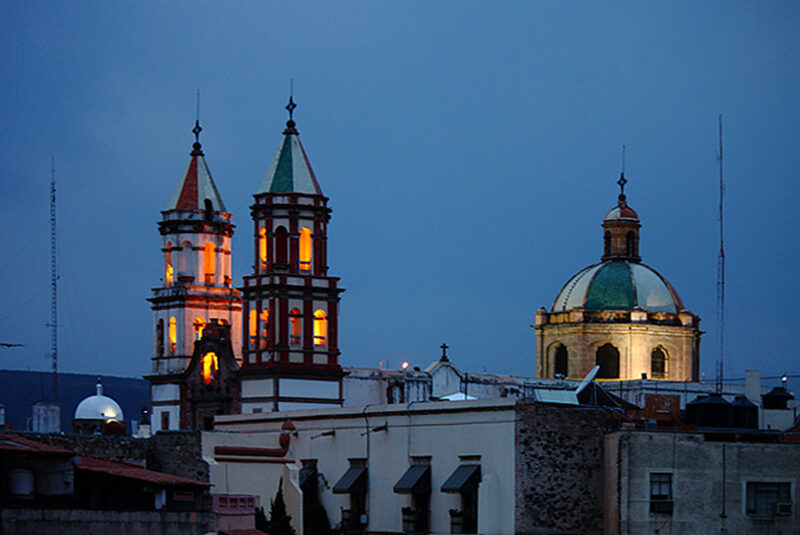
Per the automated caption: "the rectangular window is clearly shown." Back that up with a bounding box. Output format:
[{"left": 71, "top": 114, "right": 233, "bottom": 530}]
[
  {"left": 746, "top": 482, "right": 791, "bottom": 517},
  {"left": 650, "top": 473, "right": 673, "bottom": 514}
]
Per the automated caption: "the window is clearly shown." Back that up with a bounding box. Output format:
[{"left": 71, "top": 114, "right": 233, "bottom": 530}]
[
  {"left": 168, "top": 317, "right": 177, "bottom": 354},
  {"left": 604, "top": 231, "right": 611, "bottom": 256},
  {"left": 746, "top": 482, "right": 791, "bottom": 517},
  {"left": 275, "top": 226, "right": 288, "bottom": 265},
  {"left": 260, "top": 308, "right": 270, "bottom": 349},
  {"left": 596, "top": 343, "right": 620, "bottom": 379},
  {"left": 651, "top": 347, "right": 667, "bottom": 379},
  {"left": 626, "top": 231, "right": 636, "bottom": 257},
  {"left": 290, "top": 308, "right": 302, "bottom": 345},
  {"left": 299, "top": 227, "right": 312, "bottom": 271},
  {"left": 259, "top": 227, "right": 267, "bottom": 269},
  {"left": 202, "top": 352, "right": 218, "bottom": 385},
  {"left": 156, "top": 319, "right": 164, "bottom": 357},
  {"left": 554, "top": 344, "right": 568, "bottom": 377},
  {"left": 650, "top": 473, "right": 673, "bottom": 514},
  {"left": 248, "top": 309, "right": 257, "bottom": 349},
  {"left": 313, "top": 310, "right": 327, "bottom": 346},
  {"left": 165, "top": 242, "right": 173, "bottom": 285},
  {"left": 204, "top": 242, "right": 215, "bottom": 283},
  {"left": 193, "top": 317, "right": 206, "bottom": 341}
]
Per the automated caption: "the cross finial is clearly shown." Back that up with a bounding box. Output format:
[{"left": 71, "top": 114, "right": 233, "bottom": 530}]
[
  {"left": 286, "top": 96, "right": 296, "bottom": 121},
  {"left": 190, "top": 120, "right": 204, "bottom": 156},
  {"left": 617, "top": 145, "right": 627, "bottom": 200},
  {"left": 440, "top": 342, "right": 449, "bottom": 362},
  {"left": 283, "top": 95, "right": 299, "bottom": 135}
]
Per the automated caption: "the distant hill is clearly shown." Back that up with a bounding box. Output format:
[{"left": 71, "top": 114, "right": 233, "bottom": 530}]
[{"left": 0, "top": 370, "right": 148, "bottom": 432}]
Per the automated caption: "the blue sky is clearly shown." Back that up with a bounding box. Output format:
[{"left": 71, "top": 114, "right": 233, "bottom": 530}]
[{"left": 1, "top": 2, "right": 798, "bottom": 386}]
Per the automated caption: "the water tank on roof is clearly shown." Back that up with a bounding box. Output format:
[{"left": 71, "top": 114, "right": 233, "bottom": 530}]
[
  {"left": 694, "top": 393, "right": 732, "bottom": 428},
  {"left": 762, "top": 386, "right": 794, "bottom": 410},
  {"left": 731, "top": 395, "right": 758, "bottom": 429},
  {"left": 683, "top": 395, "right": 706, "bottom": 426}
]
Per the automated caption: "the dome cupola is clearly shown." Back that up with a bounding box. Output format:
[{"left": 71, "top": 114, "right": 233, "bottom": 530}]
[
  {"left": 74, "top": 379, "right": 124, "bottom": 421},
  {"left": 602, "top": 173, "right": 641, "bottom": 262}
]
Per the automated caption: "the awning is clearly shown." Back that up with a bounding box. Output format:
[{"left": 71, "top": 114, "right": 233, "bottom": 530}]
[
  {"left": 393, "top": 465, "right": 431, "bottom": 494},
  {"left": 441, "top": 464, "right": 480, "bottom": 493},
  {"left": 332, "top": 466, "right": 367, "bottom": 494}
]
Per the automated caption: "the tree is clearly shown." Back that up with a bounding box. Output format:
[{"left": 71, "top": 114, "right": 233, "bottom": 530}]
[{"left": 269, "top": 478, "right": 297, "bottom": 535}]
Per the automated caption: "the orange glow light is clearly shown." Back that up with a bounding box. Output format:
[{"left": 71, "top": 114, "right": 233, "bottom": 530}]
[
  {"left": 193, "top": 317, "right": 206, "bottom": 340},
  {"left": 259, "top": 227, "right": 267, "bottom": 267},
  {"left": 204, "top": 242, "right": 215, "bottom": 281},
  {"left": 168, "top": 317, "right": 177, "bottom": 353},
  {"left": 299, "top": 227, "right": 312, "bottom": 271},
  {"left": 313, "top": 309, "right": 327, "bottom": 345},
  {"left": 202, "top": 352, "right": 218, "bottom": 385}
]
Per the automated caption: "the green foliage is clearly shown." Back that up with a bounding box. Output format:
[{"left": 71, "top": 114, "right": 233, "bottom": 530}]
[
  {"left": 255, "top": 505, "right": 269, "bottom": 532},
  {"left": 269, "top": 478, "right": 297, "bottom": 535},
  {"left": 302, "top": 473, "right": 332, "bottom": 535}
]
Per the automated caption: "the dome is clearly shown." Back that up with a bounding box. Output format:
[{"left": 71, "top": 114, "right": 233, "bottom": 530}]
[
  {"left": 604, "top": 203, "right": 638, "bottom": 221},
  {"left": 553, "top": 260, "right": 684, "bottom": 313},
  {"left": 74, "top": 381, "right": 124, "bottom": 421}
]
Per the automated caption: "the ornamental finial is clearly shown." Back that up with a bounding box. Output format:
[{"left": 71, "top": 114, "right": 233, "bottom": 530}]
[
  {"left": 617, "top": 145, "right": 627, "bottom": 204},
  {"left": 283, "top": 95, "right": 299, "bottom": 135}
]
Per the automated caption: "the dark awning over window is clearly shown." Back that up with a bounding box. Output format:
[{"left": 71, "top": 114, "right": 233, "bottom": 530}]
[
  {"left": 441, "top": 464, "right": 480, "bottom": 493},
  {"left": 393, "top": 465, "right": 431, "bottom": 494},
  {"left": 332, "top": 466, "right": 367, "bottom": 494}
]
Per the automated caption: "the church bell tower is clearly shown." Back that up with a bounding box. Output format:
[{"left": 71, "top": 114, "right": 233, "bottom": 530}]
[
  {"left": 239, "top": 98, "right": 344, "bottom": 412},
  {"left": 147, "top": 121, "right": 242, "bottom": 431}
]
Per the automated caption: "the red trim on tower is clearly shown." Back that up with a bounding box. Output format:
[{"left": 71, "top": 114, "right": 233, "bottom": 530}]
[{"left": 175, "top": 157, "right": 199, "bottom": 209}]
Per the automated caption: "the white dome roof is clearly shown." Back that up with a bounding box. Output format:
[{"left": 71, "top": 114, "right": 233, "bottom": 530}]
[{"left": 74, "top": 381, "right": 124, "bottom": 421}]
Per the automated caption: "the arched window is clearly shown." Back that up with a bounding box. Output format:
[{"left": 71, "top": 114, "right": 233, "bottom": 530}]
[
  {"left": 604, "top": 231, "right": 611, "bottom": 257},
  {"left": 193, "top": 317, "right": 206, "bottom": 341},
  {"left": 201, "top": 352, "right": 218, "bottom": 385},
  {"left": 203, "top": 199, "right": 213, "bottom": 221},
  {"left": 554, "top": 344, "right": 568, "bottom": 377},
  {"left": 260, "top": 308, "right": 270, "bottom": 349},
  {"left": 289, "top": 308, "right": 301, "bottom": 346},
  {"left": 249, "top": 309, "right": 257, "bottom": 348},
  {"left": 275, "top": 226, "right": 288, "bottom": 265},
  {"left": 156, "top": 319, "right": 164, "bottom": 357},
  {"left": 596, "top": 343, "right": 620, "bottom": 379},
  {"left": 259, "top": 227, "right": 267, "bottom": 269},
  {"left": 204, "top": 242, "right": 215, "bottom": 283},
  {"left": 313, "top": 310, "right": 327, "bottom": 346},
  {"left": 168, "top": 317, "right": 177, "bottom": 354},
  {"left": 626, "top": 231, "right": 636, "bottom": 257},
  {"left": 651, "top": 347, "right": 667, "bottom": 379},
  {"left": 165, "top": 242, "right": 173, "bottom": 286},
  {"left": 299, "top": 227, "right": 312, "bottom": 271}
]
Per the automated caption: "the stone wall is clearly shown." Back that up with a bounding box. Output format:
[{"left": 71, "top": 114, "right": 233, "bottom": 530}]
[
  {"left": 514, "top": 402, "right": 607, "bottom": 534},
  {"left": 1, "top": 508, "right": 215, "bottom": 535},
  {"left": 3, "top": 430, "right": 208, "bottom": 482}
]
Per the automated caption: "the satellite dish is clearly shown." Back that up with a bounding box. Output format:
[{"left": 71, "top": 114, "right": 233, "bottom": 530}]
[{"left": 575, "top": 365, "right": 600, "bottom": 395}]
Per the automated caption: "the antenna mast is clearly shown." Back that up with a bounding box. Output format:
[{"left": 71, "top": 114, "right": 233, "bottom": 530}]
[
  {"left": 715, "top": 115, "right": 725, "bottom": 393},
  {"left": 50, "top": 156, "right": 58, "bottom": 401}
]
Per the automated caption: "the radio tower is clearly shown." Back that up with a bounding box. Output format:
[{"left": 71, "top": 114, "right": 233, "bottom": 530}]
[
  {"left": 50, "top": 156, "right": 58, "bottom": 401},
  {"left": 715, "top": 115, "right": 725, "bottom": 394}
]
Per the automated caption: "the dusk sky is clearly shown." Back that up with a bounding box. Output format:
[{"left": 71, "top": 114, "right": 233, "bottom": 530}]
[{"left": 1, "top": 2, "right": 798, "bottom": 387}]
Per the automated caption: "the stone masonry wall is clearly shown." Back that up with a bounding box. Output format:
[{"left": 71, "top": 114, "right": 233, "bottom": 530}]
[
  {"left": 515, "top": 402, "right": 608, "bottom": 535},
  {"left": 3, "top": 430, "right": 208, "bottom": 482}
]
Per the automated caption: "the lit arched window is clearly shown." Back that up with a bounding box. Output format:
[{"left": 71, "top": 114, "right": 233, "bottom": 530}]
[
  {"left": 156, "top": 319, "right": 164, "bottom": 357},
  {"left": 168, "top": 317, "right": 177, "bottom": 354},
  {"left": 204, "top": 242, "right": 215, "bottom": 283},
  {"left": 313, "top": 310, "right": 327, "bottom": 346},
  {"left": 290, "top": 308, "right": 302, "bottom": 346},
  {"left": 193, "top": 317, "right": 206, "bottom": 341},
  {"left": 202, "top": 352, "right": 218, "bottom": 385},
  {"left": 259, "top": 227, "right": 267, "bottom": 269},
  {"left": 596, "top": 343, "right": 620, "bottom": 379},
  {"left": 651, "top": 347, "right": 667, "bottom": 379},
  {"left": 299, "top": 227, "right": 312, "bottom": 271},
  {"left": 554, "top": 344, "right": 568, "bottom": 377},
  {"left": 260, "top": 309, "right": 270, "bottom": 349},
  {"left": 165, "top": 242, "right": 173, "bottom": 285},
  {"left": 249, "top": 309, "right": 257, "bottom": 348}
]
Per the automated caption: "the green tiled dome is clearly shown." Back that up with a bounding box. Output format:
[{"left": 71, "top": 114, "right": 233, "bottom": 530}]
[{"left": 553, "top": 260, "right": 684, "bottom": 313}]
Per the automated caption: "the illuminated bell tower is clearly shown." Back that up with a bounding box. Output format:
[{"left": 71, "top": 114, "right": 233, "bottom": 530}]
[
  {"left": 147, "top": 121, "right": 242, "bottom": 431},
  {"left": 240, "top": 98, "right": 344, "bottom": 412}
]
